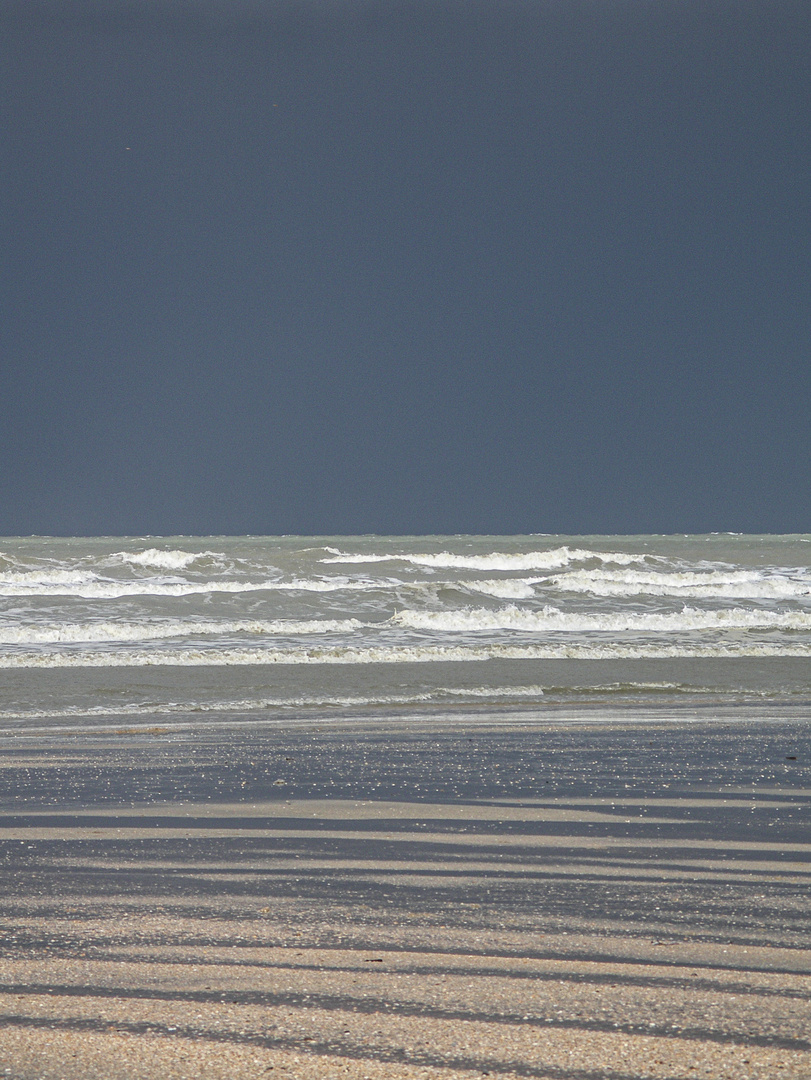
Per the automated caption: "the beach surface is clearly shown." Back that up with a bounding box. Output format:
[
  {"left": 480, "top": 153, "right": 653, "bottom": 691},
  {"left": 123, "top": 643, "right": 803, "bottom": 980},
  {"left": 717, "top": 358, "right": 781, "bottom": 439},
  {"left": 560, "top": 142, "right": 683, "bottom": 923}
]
[{"left": 0, "top": 711, "right": 809, "bottom": 1079}]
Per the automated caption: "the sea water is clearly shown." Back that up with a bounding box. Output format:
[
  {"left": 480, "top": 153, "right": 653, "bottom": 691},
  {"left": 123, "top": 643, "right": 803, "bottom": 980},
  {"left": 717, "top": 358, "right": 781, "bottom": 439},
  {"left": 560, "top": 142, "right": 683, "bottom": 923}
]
[{"left": 0, "top": 534, "right": 809, "bottom": 728}]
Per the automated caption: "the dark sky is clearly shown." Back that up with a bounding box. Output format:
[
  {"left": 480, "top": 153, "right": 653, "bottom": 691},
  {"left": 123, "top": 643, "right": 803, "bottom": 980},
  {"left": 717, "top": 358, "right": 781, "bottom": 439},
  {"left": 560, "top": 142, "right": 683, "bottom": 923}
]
[{"left": 2, "top": 1, "right": 809, "bottom": 536}]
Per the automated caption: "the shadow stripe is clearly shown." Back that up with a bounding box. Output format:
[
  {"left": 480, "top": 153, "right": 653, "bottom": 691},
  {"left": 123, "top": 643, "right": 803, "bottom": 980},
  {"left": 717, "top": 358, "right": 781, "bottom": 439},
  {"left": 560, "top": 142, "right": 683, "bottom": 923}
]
[
  {"left": 0, "top": 1014, "right": 699, "bottom": 1080},
  {"left": 4, "top": 950, "right": 804, "bottom": 1000},
  {"left": 3, "top": 932, "right": 809, "bottom": 976},
  {"left": 0, "top": 983, "right": 807, "bottom": 1050},
  {"left": 12, "top": 861, "right": 811, "bottom": 883}
]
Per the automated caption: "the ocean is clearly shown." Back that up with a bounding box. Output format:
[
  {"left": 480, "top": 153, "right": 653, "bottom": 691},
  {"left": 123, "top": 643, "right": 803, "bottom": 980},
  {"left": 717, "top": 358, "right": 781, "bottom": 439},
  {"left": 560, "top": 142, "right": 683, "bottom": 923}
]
[{"left": 1, "top": 533, "right": 809, "bottom": 730}]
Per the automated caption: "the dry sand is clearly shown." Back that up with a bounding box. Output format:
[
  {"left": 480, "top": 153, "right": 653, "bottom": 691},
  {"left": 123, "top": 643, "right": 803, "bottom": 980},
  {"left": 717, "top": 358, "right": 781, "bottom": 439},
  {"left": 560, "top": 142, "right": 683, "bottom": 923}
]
[{"left": 0, "top": 713, "right": 809, "bottom": 1078}]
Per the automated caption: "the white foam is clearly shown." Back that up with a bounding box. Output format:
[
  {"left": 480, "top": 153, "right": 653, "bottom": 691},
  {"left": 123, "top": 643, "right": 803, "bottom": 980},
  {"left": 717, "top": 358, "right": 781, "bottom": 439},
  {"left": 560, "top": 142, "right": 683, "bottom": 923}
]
[
  {"left": 464, "top": 578, "right": 538, "bottom": 599},
  {"left": 321, "top": 546, "right": 650, "bottom": 570},
  {"left": 0, "top": 640, "right": 808, "bottom": 668},
  {"left": 438, "top": 685, "right": 546, "bottom": 699},
  {"left": 282, "top": 577, "right": 383, "bottom": 593},
  {"left": 391, "top": 604, "right": 811, "bottom": 633},
  {"left": 0, "top": 685, "right": 548, "bottom": 721},
  {"left": 0, "top": 569, "right": 96, "bottom": 590},
  {"left": 320, "top": 552, "right": 394, "bottom": 564},
  {"left": 554, "top": 567, "right": 811, "bottom": 599},
  {"left": 114, "top": 548, "right": 215, "bottom": 570},
  {"left": 0, "top": 618, "right": 364, "bottom": 646},
  {"left": 0, "top": 575, "right": 378, "bottom": 599}
]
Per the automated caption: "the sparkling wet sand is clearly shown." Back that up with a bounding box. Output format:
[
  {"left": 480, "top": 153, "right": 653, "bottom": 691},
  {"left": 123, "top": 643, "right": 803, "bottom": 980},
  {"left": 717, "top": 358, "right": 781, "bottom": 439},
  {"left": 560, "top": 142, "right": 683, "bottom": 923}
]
[{"left": 0, "top": 712, "right": 809, "bottom": 1079}]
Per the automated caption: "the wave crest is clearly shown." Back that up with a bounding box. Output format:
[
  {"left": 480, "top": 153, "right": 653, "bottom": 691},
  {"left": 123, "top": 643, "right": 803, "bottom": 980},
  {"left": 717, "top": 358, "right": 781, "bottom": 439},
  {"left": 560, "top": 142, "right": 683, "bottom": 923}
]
[
  {"left": 1, "top": 641, "right": 808, "bottom": 668},
  {"left": 114, "top": 548, "right": 212, "bottom": 570},
  {"left": 554, "top": 567, "right": 811, "bottom": 599},
  {"left": 391, "top": 604, "right": 811, "bottom": 633},
  {"left": 322, "top": 546, "right": 650, "bottom": 571},
  {"left": 0, "top": 618, "right": 364, "bottom": 646}
]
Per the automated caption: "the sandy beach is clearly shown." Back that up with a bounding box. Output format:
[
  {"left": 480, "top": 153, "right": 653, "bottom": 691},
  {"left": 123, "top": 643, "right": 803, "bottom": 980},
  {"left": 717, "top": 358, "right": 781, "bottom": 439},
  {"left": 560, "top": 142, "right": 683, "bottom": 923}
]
[{"left": 0, "top": 712, "right": 809, "bottom": 1079}]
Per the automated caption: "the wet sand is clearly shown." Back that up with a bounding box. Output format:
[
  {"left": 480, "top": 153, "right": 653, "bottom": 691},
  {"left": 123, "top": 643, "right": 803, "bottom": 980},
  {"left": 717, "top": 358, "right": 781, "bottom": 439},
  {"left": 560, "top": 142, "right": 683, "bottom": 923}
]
[{"left": 0, "top": 712, "right": 809, "bottom": 1078}]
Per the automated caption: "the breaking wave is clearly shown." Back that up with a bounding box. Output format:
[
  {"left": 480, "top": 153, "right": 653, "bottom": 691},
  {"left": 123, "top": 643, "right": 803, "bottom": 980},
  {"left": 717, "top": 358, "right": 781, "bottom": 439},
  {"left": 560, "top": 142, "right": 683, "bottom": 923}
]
[
  {"left": 3, "top": 537, "right": 810, "bottom": 713},
  {"left": 0, "top": 618, "right": 364, "bottom": 646},
  {"left": 113, "top": 548, "right": 220, "bottom": 570},
  {"left": 463, "top": 578, "right": 538, "bottom": 599},
  {"left": 1, "top": 641, "right": 809, "bottom": 668},
  {"left": 554, "top": 567, "right": 811, "bottom": 599},
  {"left": 0, "top": 573, "right": 381, "bottom": 598},
  {"left": 391, "top": 604, "right": 811, "bottom": 633},
  {"left": 321, "top": 546, "right": 650, "bottom": 571}
]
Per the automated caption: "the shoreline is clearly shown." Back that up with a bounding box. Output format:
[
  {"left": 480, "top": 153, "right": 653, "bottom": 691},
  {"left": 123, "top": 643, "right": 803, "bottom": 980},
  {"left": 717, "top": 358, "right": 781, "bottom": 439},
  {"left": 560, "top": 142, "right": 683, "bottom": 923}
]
[{"left": 2, "top": 695, "right": 811, "bottom": 740}]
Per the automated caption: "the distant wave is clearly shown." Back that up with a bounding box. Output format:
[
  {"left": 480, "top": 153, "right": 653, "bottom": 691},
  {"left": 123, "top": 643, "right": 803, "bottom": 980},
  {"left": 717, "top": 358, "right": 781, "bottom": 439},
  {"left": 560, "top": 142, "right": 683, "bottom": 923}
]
[
  {"left": 321, "top": 546, "right": 650, "bottom": 570},
  {"left": 0, "top": 573, "right": 382, "bottom": 598},
  {"left": 113, "top": 548, "right": 224, "bottom": 570},
  {"left": 553, "top": 567, "right": 811, "bottom": 599}
]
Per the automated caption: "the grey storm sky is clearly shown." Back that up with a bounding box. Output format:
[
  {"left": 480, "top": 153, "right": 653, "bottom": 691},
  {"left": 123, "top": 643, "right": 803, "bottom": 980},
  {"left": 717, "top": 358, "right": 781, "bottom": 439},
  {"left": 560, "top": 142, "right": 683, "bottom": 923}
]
[{"left": 1, "top": 0, "right": 809, "bottom": 536}]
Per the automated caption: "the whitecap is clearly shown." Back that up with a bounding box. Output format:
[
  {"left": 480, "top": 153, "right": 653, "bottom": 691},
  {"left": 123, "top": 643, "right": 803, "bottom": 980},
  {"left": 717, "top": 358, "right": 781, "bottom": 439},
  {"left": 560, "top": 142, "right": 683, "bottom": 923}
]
[
  {"left": 114, "top": 548, "right": 212, "bottom": 570},
  {"left": 1, "top": 640, "right": 809, "bottom": 668},
  {"left": 391, "top": 604, "right": 811, "bottom": 633},
  {"left": 0, "top": 573, "right": 386, "bottom": 598},
  {"left": 0, "top": 618, "right": 365, "bottom": 646},
  {"left": 321, "top": 546, "right": 650, "bottom": 570},
  {"left": 464, "top": 578, "right": 538, "bottom": 599},
  {"left": 0, "top": 569, "right": 96, "bottom": 589},
  {"left": 553, "top": 567, "right": 811, "bottom": 600}
]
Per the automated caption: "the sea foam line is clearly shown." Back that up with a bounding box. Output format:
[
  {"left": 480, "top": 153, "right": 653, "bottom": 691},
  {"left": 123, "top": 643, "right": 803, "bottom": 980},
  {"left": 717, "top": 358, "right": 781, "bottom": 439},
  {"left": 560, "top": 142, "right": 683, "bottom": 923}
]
[
  {"left": 0, "top": 618, "right": 364, "bottom": 646},
  {"left": 4, "top": 605, "right": 809, "bottom": 648},
  {"left": 0, "top": 641, "right": 809, "bottom": 667},
  {"left": 391, "top": 605, "right": 811, "bottom": 632}
]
